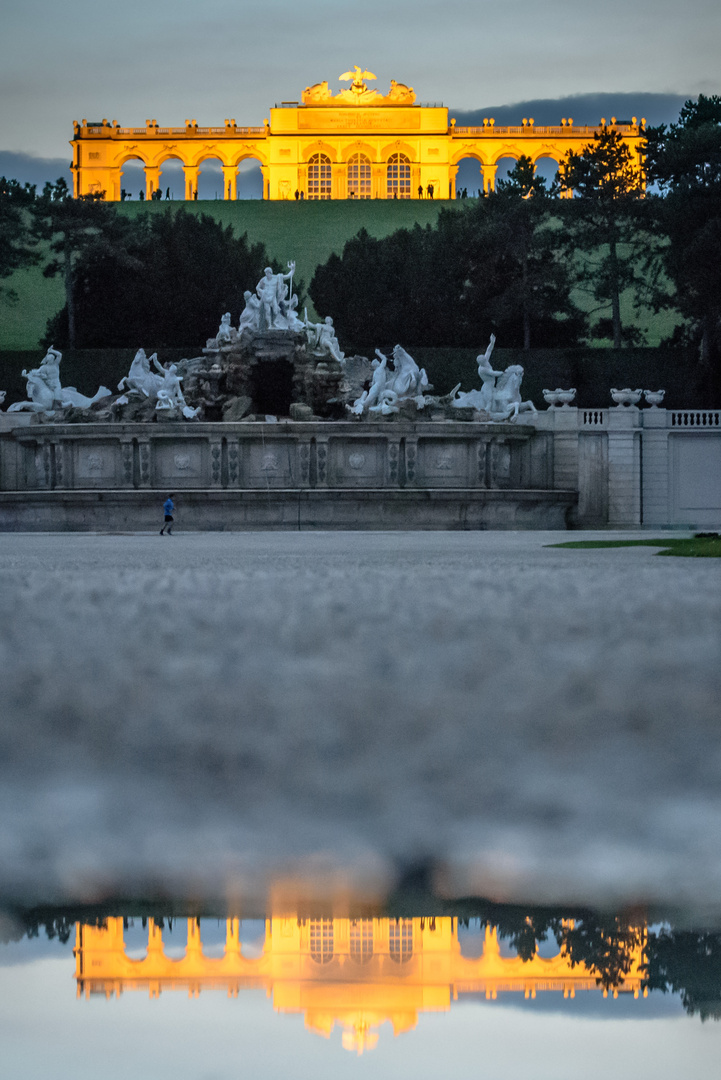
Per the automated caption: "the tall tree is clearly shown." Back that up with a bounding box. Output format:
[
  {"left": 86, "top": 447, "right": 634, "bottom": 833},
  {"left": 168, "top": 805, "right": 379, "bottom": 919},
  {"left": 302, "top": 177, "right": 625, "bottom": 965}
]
[
  {"left": 0, "top": 177, "right": 39, "bottom": 301},
  {"left": 559, "top": 128, "right": 647, "bottom": 348},
  {"left": 470, "top": 156, "right": 584, "bottom": 349},
  {"left": 644, "top": 95, "right": 721, "bottom": 374},
  {"left": 32, "top": 178, "right": 122, "bottom": 348},
  {"left": 45, "top": 207, "right": 272, "bottom": 348}
]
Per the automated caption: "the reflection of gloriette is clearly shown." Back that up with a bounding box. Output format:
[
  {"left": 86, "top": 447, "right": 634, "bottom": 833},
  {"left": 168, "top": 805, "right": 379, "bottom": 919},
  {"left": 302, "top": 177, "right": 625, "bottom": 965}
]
[{"left": 75, "top": 916, "right": 646, "bottom": 1055}]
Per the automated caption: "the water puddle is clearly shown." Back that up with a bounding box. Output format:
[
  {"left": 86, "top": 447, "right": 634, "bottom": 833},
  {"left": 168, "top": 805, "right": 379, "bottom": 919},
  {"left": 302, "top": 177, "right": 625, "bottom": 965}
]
[{"left": 2, "top": 900, "right": 719, "bottom": 1077}]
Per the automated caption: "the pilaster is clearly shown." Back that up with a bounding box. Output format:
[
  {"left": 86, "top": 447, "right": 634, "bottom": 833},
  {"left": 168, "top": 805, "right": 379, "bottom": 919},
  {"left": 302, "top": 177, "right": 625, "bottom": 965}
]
[{"left": 607, "top": 406, "right": 641, "bottom": 526}]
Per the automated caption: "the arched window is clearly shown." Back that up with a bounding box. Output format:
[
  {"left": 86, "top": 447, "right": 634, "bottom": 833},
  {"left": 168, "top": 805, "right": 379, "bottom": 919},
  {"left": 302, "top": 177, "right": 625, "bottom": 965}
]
[
  {"left": 389, "top": 918, "right": 413, "bottom": 963},
  {"left": 308, "top": 153, "right": 332, "bottom": 200},
  {"left": 347, "top": 154, "right": 371, "bottom": 199},
  {"left": 386, "top": 153, "right": 411, "bottom": 199},
  {"left": 350, "top": 919, "right": 374, "bottom": 963},
  {"left": 309, "top": 918, "right": 334, "bottom": 963}
]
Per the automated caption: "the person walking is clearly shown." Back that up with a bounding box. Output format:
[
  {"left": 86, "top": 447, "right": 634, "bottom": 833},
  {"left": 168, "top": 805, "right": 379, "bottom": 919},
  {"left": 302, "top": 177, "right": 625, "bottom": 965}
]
[{"left": 160, "top": 494, "right": 175, "bottom": 535}]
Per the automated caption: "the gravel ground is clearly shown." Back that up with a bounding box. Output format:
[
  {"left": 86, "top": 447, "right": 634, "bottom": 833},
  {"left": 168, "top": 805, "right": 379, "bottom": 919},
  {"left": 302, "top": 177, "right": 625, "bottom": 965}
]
[{"left": 0, "top": 529, "right": 719, "bottom": 915}]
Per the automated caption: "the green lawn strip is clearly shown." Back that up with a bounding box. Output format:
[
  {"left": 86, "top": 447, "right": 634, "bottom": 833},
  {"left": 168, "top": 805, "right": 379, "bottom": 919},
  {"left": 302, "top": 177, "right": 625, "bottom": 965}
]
[{"left": 548, "top": 538, "right": 721, "bottom": 557}]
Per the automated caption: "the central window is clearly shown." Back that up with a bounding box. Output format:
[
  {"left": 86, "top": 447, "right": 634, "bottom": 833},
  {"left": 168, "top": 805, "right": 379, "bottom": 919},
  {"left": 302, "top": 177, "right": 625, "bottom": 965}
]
[
  {"left": 309, "top": 918, "right": 334, "bottom": 963},
  {"left": 347, "top": 153, "right": 371, "bottom": 198},
  {"left": 308, "top": 153, "right": 332, "bottom": 200},
  {"left": 386, "top": 153, "right": 411, "bottom": 198}
]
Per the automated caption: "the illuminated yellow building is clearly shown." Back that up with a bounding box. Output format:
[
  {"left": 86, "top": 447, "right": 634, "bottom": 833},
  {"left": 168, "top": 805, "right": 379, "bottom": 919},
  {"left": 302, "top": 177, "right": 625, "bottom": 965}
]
[
  {"left": 71, "top": 70, "right": 646, "bottom": 201},
  {"left": 74, "top": 915, "right": 646, "bottom": 1054}
]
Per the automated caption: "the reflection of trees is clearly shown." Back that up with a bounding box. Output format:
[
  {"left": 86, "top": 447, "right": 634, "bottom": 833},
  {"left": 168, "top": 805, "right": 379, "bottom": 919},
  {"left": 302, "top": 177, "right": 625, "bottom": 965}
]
[
  {"left": 554, "top": 915, "right": 645, "bottom": 991},
  {"left": 645, "top": 929, "right": 721, "bottom": 1021}
]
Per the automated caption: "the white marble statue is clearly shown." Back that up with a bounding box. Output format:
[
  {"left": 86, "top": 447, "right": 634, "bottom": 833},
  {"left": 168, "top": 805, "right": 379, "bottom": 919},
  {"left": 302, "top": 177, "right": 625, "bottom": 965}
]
[
  {"left": 285, "top": 294, "right": 305, "bottom": 332},
  {"left": 238, "top": 290, "right": 261, "bottom": 334},
  {"left": 256, "top": 262, "right": 296, "bottom": 330},
  {"left": 306, "top": 315, "right": 345, "bottom": 363},
  {"left": 8, "top": 346, "right": 111, "bottom": 415},
  {"left": 487, "top": 365, "right": 537, "bottom": 421},
  {"left": 450, "top": 337, "right": 536, "bottom": 421},
  {"left": 154, "top": 364, "right": 199, "bottom": 419},
  {"left": 452, "top": 336, "right": 501, "bottom": 411},
  {"left": 118, "top": 349, "right": 166, "bottom": 400},
  {"left": 216, "top": 312, "right": 233, "bottom": 345},
  {"left": 348, "top": 345, "right": 429, "bottom": 416},
  {"left": 0, "top": 390, "right": 6, "bottom": 409}
]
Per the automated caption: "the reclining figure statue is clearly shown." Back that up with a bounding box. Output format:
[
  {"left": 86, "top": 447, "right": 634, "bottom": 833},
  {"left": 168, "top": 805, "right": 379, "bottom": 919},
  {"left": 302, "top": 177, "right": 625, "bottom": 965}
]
[{"left": 9, "top": 346, "right": 111, "bottom": 415}]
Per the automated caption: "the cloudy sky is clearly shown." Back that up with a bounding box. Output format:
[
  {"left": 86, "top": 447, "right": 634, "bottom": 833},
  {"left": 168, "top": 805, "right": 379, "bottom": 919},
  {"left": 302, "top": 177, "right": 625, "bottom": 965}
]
[{"left": 1, "top": 0, "right": 719, "bottom": 167}]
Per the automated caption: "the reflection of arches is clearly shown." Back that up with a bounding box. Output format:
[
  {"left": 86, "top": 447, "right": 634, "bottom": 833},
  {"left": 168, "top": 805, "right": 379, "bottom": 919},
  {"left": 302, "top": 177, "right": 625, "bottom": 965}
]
[
  {"left": 386, "top": 153, "right": 411, "bottom": 198},
  {"left": 389, "top": 918, "right": 413, "bottom": 962},
  {"left": 196, "top": 156, "right": 224, "bottom": 200},
  {"left": 347, "top": 153, "right": 371, "bottom": 198},
  {"left": 350, "top": 919, "right": 374, "bottom": 963},
  {"left": 310, "top": 918, "right": 334, "bottom": 963},
  {"left": 308, "top": 153, "right": 331, "bottom": 199}
]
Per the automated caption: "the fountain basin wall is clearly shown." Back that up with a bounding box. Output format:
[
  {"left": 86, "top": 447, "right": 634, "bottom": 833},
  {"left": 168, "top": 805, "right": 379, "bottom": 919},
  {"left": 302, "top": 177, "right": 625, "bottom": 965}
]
[{"left": 0, "top": 419, "right": 576, "bottom": 531}]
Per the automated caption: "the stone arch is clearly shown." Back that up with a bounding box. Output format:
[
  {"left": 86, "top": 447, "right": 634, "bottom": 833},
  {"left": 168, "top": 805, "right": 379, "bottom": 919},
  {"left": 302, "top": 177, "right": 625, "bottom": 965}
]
[
  {"left": 155, "top": 155, "right": 185, "bottom": 201},
  {"left": 340, "top": 141, "right": 375, "bottom": 164},
  {"left": 194, "top": 155, "right": 225, "bottom": 200},
  {"left": 453, "top": 154, "right": 485, "bottom": 198},
  {"left": 493, "top": 153, "right": 522, "bottom": 187},
  {"left": 380, "top": 139, "right": 415, "bottom": 162},
  {"left": 235, "top": 156, "right": 265, "bottom": 200},
  {"left": 532, "top": 153, "right": 561, "bottom": 188},
  {"left": 450, "top": 146, "right": 485, "bottom": 167},
  {"left": 231, "top": 148, "right": 269, "bottom": 169},
  {"left": 301, "top": 141, "right": 337, "bottom": 163},
  {"left": 118, "top": 156, "right": 149, "bottom": 201}
]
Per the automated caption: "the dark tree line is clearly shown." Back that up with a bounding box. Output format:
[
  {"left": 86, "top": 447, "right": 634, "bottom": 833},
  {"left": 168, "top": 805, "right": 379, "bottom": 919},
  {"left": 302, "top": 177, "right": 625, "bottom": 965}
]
[{"left": 309, "top": 98, "right": 721, "bottom": 376}]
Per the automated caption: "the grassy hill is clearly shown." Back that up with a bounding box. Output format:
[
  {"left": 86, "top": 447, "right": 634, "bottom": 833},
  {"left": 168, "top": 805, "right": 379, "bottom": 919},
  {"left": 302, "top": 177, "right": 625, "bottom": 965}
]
[
  {"left": 0, "top": 200, "right": 449, "bottom": 351},
  {"left": 0, "top": 197, "right": 680, "bottom": 352}
]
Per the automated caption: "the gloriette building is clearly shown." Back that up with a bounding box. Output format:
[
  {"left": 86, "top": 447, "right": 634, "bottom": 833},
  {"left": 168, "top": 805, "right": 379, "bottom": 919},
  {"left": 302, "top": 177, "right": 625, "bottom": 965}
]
[{"left": 71, "top": 68, "right": 646, "bottom": 201}]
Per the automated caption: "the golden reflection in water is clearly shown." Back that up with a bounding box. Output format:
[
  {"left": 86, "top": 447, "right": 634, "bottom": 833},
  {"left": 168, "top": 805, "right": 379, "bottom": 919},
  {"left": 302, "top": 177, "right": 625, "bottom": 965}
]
[{"left": 74, "top": 916, "right": 646, "bottom": 1054}]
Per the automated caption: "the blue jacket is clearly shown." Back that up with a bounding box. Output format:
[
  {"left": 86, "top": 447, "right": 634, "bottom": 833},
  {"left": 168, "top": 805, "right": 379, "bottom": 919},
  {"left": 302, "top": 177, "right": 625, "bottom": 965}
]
[{"left": 164, "top": 498, "right": 174, "bottom": 515}]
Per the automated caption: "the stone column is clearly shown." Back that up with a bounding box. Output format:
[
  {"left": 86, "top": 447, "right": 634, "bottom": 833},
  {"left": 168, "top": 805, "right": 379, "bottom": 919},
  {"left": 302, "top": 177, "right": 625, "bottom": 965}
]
[
  {"left": 120, "top": 438, "right": 134, "bottom": 488},
  {"left": 145, "top": 166, "right": 161, "bottom": 200},
  {"left": 607, "top": 406, "right": 641, "bottom": 526},
  {"left": 548, "top": 406, "right": 580, "bottom": 491},
  {"left": 480, "top": 164, "right": 498, "bottom": 193},
  {"left": 183, "top": 166, "right": 199, "bottom": 201},
  {"left": 222, "top": 166, "right": 237, "bottom": 200},
  {"left": 639, "top": 408, "right": 670, "bottom": 526}
]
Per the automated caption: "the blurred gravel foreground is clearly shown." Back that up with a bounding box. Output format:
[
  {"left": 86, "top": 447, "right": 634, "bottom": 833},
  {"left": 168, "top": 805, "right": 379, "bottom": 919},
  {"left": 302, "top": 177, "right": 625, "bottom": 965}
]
[{"left": 0, "top": 531, "right": 719, "bottom": 916}]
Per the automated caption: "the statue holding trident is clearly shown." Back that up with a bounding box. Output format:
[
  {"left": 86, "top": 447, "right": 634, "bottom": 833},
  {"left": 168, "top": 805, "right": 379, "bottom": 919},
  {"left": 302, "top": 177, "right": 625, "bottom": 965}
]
[{"left": 255, "top": 261, "right": 296, "bottom": 330}]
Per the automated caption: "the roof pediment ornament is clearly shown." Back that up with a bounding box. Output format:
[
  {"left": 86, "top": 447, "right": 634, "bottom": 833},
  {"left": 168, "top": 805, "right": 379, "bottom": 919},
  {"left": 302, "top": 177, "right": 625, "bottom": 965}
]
[{"left": 302, "top": 69, "right": 415, "bottom": 107}]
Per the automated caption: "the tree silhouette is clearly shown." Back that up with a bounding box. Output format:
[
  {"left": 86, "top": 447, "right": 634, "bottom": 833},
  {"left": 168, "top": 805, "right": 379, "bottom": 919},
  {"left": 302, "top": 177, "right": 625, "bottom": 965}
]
[{"left": 559, "top": 128, "right": 647, "bottom": 348}]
